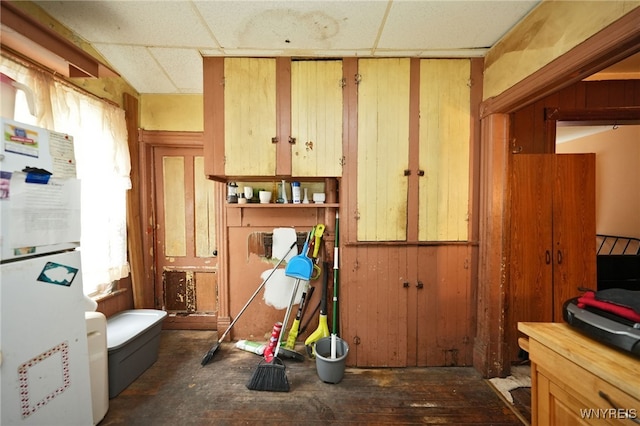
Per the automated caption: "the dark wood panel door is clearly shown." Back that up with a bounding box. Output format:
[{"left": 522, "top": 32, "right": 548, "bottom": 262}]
[
  {"left": 552, "top": 154, "right": 596, "bottom": 320},
  {"left": 507, "top": 154, "right": 595, "bottom": 361}
]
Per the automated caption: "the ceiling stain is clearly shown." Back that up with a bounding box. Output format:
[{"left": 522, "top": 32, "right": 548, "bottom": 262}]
[{"left": 240, "top": 9, "right": 340, "bottom": 50}]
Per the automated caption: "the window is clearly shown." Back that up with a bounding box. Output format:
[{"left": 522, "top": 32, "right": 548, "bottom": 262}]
[{"left": 1, "top": 56, "right": 131, "bottom": 296}]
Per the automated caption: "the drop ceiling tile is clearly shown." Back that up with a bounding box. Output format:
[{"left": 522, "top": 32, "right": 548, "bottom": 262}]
[
  {"left": 93, "top": 44, "right": 177, "bottom": 94},
  {"left": 379, "top": 1, "right": 539, "bottom": 50},
  {"left": 149, "top": 47, "right": 203, "bottom": 93},
  {"left": 37, "top": 1, "right": 219, "bottom": 48}
]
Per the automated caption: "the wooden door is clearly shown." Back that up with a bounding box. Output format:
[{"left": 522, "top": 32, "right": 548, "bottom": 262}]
[
  {"left": 552, "top": 154, "right": 596, "bottom": 320},
  {"left": 508, "top": 155, "right": 554, "bottom": 360},
  {"left": 356, "top": 58, "right": 411, "bottom": 241},
  {"left": 291, "top": 60, "right": 344, "bottom": 177},
  {"left": 224, "top": 58, "right": 277, "bottom": 176},
  {"left": 409, "top": 245, "right": 474, "bottom": 367},
  {"left": 154, "top": 146, "right": 218, "bottom": 329},
  {"left": 343, "top": 245, "right": 410, "bottom": 367},
  {"left": 507, "top": 154, "right": 595, "bottom": 360},
  {"left": 418, "top": 59, "right": 471, "bottom": 241}
]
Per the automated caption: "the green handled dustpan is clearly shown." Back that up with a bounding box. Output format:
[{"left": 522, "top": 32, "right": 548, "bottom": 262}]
[{"left": 284, "top": 229, "right": 314, "bottom": 281}]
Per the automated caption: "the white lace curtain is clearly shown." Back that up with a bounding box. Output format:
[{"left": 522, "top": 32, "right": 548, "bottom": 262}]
[{"left": 1, "top": 55, "right": 131, "bottom": 296}]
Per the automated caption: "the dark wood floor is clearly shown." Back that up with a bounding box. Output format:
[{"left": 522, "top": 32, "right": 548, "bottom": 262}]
[{"left": 99, "top": 331, "right": 526, "bottom": 425}]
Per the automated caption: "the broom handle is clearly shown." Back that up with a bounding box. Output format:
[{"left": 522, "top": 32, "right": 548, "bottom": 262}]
[
  {"left": 218, "top": 241, "right": 296, "bottom": 343},
  {"left": 274, "top": 278, "right": 301, "bottom": 358}
]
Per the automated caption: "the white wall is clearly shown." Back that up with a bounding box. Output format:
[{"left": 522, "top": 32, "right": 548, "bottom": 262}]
[{"left": 556, "top": 125, "right": 640, "bottom": 238}]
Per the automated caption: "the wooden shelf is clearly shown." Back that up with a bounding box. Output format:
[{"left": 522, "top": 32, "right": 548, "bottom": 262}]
[{"left": 226, "top": 203, "right": 338, "bottom": 208}]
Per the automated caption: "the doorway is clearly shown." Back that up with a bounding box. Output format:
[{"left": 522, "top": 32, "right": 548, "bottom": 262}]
[{"left": 141, "top": 131, "right": 220, "bottom": 329}]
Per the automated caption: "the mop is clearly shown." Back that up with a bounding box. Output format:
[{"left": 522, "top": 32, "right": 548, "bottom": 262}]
[{"left": 330, "top": 211, "right": 340, "bottom": 358}]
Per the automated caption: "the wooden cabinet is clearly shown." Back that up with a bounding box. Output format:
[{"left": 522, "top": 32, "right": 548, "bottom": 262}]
[
  {"left": 203, "top": 57, "right": 343, "bottom": 179},
  {"left": 519, "top": 322, "right": 640, "bottom": 426},
  {"left": 223, "top": 58, "right": 277, "bottom": 177},
  {"left": 507, "top": 154, "right": 596, "bottom": 360},
  {"left": 343, "top": 244, "right": 475, "bottom": 367},
  {"left": 291, "top": 60, "right": 343, "bottom": 177},
  {"left": 356, "top": 58, "right": 471, "bottom": 242}
]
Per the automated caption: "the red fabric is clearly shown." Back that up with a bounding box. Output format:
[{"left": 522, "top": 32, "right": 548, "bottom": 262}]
[{"left": 577, "top": 291, "right": 640, "bottom": 323}]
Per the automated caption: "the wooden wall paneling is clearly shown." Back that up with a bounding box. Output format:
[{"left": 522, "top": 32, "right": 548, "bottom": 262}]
[
  {"left": 342, "top": 58, "right": 358, "bottom": 245},
  {"left": 468, "top": 58, "right": 484, "bottom": 244},
  {"left": 203, "top": 57, "right": 224, "bottom": 177},
  {"left": 511, "top": 80, "right": 640, "bottom": 154}
]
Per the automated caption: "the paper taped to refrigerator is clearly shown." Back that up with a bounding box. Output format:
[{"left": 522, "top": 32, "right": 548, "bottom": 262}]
[{"left": 8, "top": 172, "right": 81, "bottom": 248}]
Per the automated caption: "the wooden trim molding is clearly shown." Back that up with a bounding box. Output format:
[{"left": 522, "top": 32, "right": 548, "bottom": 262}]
[{"left": 138, "top": 130, "right": 205, "bottom": 309}]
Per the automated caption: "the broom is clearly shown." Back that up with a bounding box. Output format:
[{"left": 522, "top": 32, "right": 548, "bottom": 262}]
[
  {"left": 246, "top": 277, "right": 301, "bottom": 391},
  {"left": 247, "top": 229, "right": 314, "bottom": 391},
  {"left": 200, "top": 241, "right": 296, "bottom": 366}
]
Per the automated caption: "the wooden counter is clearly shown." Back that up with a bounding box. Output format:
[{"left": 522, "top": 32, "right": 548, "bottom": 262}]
[{"left": 518, "top": 322, "right": 639, "bottom": 425}]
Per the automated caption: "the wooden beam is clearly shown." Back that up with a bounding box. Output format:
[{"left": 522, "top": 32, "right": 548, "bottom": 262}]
[{"left": 0, "top": 1, "right": 118, "bottom": 78}]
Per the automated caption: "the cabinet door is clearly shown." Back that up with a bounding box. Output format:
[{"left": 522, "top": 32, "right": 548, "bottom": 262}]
[
  {"left": 342, "top": 245, "right": 410, "bottom": 367},
  {"left": 411, "top": 245, "right": 474, "bottom": 367},
  {"left": 552, "top": 154, "right": 596, "bottom": 321},
  {"left": 508, "top": 155, "right": 555, "bottom": 360},
  {"left": 291, "top": 60, "right": 343, "bottom": 177},
  {"left": 418, "top": 59, "right": 471, "bottom": 241},
  {"left": 507, "top": 154, "right": 595, "bottom": 360},
  {"left": 224, "top": 58, "right": 277, "bottom": 176},
  {"left": 356, "top": 58, "right": 411, "bottom": 241}
]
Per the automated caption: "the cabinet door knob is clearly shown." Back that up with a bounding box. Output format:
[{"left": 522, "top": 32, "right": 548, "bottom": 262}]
[
  {"left": 417, "top": 170, "right": 425, "bottom": 176},
  {"left": 271, "top": 137, "right": 278, "bottom": 143},
  {"left": 416, "top": 281, "right": 424, "bottom": 289},
  {"left": 403, "top": 281, "right": 410, "bottom": 288},
  {"left": 288, "top": 136, "right": 296, "bottom": 144},
  {"left": 404, "top": 169, "right": 411, "bottom": 176},
  {"left": 545, "top": 250, "right": 551, "bottom": 265},
  {"left": 557, "top": 250, "right": 563, "bottom": 265}
]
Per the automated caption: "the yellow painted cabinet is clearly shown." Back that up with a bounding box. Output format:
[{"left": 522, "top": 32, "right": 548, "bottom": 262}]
[
  {"left": 203, "top": 57, "right": 343, "bottom": 178},
  {"left": 356, "top": 58, "right": 471, "bottom": 242},
  {"left": 291, "top": 60, "right": 343, "bottom": 177},
  {"left": 223, "top": 58, "right": 277, "bottom": 176},
  {"left": 418, "top": 59, "right": 471, "bottom": 242}
]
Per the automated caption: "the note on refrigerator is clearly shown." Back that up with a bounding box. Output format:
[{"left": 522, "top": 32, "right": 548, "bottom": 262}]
[{"left": 8, "top": 172, "right": 81, "bottom": 248}]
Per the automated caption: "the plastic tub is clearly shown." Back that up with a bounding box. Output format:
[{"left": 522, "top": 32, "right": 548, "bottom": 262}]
[{"left": 106, "top": 309, "right": 167, "bottom": 398}]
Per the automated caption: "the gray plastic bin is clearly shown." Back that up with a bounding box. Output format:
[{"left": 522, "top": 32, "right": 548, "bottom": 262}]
[{"left": 106, "top": 309, "right": 167, "bottom": 398}]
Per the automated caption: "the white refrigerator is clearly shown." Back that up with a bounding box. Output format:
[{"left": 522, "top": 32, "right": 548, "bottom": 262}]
[{"left": 0, "top": 118, "right": 93, "bottom": 425}]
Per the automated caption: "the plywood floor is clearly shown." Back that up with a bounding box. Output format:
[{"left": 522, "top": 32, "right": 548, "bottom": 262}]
[{"left": 99, "top": 330, "right": 525, "bottom": 425}]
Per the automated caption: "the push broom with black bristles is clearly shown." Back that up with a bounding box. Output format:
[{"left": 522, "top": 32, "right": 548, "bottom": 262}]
[{"left": 247, "top": 229, "right": 314, "bottom": 392}]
